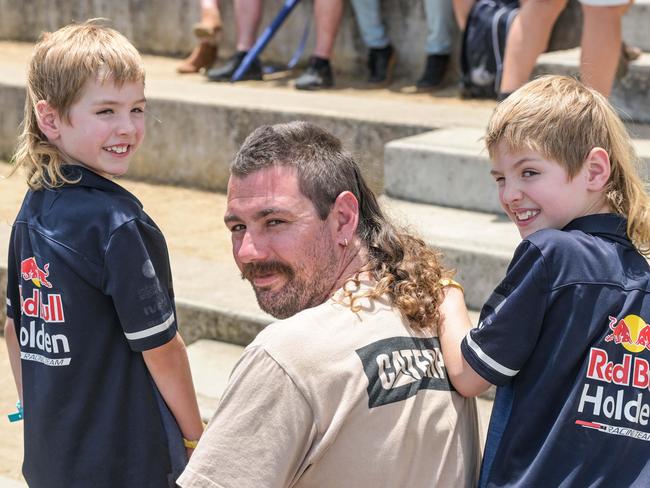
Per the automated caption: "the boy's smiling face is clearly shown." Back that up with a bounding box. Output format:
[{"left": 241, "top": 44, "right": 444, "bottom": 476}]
[
  {"left": 491, "top": 142, "right": 610, "bottom": 239},
  {"left": 45, "top": 77, "right": 146, "bottom": 178}
]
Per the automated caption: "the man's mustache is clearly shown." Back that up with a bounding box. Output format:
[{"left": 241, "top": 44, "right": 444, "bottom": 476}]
[{"left": 241, "top": 261, "right": 295, "bottom": 282}]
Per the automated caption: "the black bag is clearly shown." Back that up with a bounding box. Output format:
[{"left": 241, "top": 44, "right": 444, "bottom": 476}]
[{"left": 460, "top": 0, "right": 519, "bottom": 99}]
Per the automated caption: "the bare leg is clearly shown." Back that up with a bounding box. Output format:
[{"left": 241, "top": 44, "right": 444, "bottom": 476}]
[
  {"left": 199, "top": 0, "right": 221, "bottom": 28},
  {"left": 453, "top": 0, "right": 475, "bottom": 30},
  {"left": 312, "top": 0, "right": 344, "bottom": 59},
  {"left": 499, "top": 0, "right": 567, "bottom": 93},
  {"left": 235, "top": 0, "right": 263, "bottom": 51},
  {"left": 580, "top": 3, "right": 630, "bottom": 97}
]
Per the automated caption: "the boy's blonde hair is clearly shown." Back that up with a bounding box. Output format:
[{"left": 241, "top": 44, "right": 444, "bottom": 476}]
[
  {"left": 13, "top": 19, "right": 145, "bottom": 190},
  {"left": 486, "top": 75, "right": 650, "bottom": 256}
]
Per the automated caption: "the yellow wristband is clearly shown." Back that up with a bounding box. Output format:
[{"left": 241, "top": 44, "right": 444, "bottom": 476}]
[
  {"left": 183, "top": 438, "right": 199, "bottom": 449},
  {"left": 439, "top": 278, "right": 464, "bottom": 294},
  {"left": 183, "top": 422, "right": 207, "bottom": 449}
]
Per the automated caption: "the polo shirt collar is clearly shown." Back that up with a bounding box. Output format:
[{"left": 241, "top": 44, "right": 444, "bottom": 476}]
[
  {"left": 62, "top": 165, "right": 143, "bottom": 208},
  {"left": 563, "top": 213, "right": 631, "bottom": 247}
]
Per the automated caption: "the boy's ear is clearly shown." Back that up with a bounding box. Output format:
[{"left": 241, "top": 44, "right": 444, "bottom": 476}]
[
  {"left": 584, "top": 147, "right": 611, "bottom": 192},
  {"left": 35, "top": 100, "right": 62, "bottom": 141}
]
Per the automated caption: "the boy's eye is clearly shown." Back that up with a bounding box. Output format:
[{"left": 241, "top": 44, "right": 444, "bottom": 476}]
[
  {"left": 522, "top": 170, "right": 539, "bottom": 177},
  {"left": 97, "top": 108, "right": 114, "bottom": 115},
  {"left": 132, "top": 107, "right": 145, "bottom": 114},
  {"left": 493, "top": 175, "right": 505, "bottom": 185}
]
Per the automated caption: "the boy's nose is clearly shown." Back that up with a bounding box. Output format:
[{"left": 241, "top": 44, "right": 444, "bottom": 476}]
[
  {"left": 116, "top": 114, "right": 137, "bottom": 136},
  {"left": 501, "top": 182, "right": 523, "bottom": 205}
]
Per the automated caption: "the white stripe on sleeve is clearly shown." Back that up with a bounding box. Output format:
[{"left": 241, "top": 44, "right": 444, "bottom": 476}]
[
  {"left": 124, "top": 313, "right": 175, "bottom": 341},
  {"left": 465, "top": 332, "right": 519, "bottom": 377}
]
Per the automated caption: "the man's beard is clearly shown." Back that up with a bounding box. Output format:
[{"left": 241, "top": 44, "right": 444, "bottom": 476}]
[{"left": 241, "top": 254, "right": 337, "bottom": 319}]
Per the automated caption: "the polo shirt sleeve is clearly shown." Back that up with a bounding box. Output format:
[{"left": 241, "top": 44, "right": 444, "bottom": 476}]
[
  {"left": 177, "top": 345, "right": 316, "bottom": 488},
  {"left": 102, "top": 219, "right": 177, "bottom": 352},
  {"left": 461, "top": 240, "right": 549, "bottom": 386},
  {"left": 5, "top": 228, "right": 18, "bottom": 322}
]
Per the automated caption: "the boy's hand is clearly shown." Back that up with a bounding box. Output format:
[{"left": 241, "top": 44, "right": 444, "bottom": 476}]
[{"left": 438, "top": 287, "right": 492, "bottom": 397}]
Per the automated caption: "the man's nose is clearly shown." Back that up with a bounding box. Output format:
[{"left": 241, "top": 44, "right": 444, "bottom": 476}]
[{"left": 236, "top": 230, "right": 268, "bottom": 263}]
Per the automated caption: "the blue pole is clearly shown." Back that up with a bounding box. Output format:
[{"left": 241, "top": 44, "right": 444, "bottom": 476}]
[{"left": 231, "top": 0, "right": 302, "bottom": 82}]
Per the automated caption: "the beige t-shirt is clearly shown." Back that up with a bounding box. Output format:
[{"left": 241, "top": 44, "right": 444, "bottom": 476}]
[{"left": 178, "top": 295, "right": 480, "bottom": 488}]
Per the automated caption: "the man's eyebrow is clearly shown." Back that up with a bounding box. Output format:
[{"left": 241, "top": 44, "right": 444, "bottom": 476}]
[{"left": 224, "top": 207, "right": 286, "bottom": 224}]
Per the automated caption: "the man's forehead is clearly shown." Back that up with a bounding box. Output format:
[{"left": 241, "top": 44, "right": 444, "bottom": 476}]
[{"left": 225, "top": 165, "right": 315, "bottom": 219}]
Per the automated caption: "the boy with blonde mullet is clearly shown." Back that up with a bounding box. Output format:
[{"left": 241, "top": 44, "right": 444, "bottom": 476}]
[
  {"left": 4, "top": 20, "right": 203, "bottom": 487},
  {"left": 440, "top": 75, "right": 650, "bottom": 487}
]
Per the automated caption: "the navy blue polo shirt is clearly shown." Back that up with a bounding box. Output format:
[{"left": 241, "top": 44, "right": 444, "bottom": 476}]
[
  {"left": 462, "top": 214, "right": 650, "bottom": 487},
  {"left": 5, "top": 166, "right": 181, "bottom": 488}
]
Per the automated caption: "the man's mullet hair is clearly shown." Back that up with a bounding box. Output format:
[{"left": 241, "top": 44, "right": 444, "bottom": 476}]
[{"left": 232, "top": 121, "right": 451, "bottom": 331}]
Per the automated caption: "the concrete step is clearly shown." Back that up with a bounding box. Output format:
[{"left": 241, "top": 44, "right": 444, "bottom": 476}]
[
  {"left": 624, "top": 0, "right": 650, "bottom": 52},
  {"left": 186, "top": 339, "right": 245, "bottom": 422},
  {"left": 0, "top": 41, "right": 496, "bottom": 197},
  {"left": 385, "top": 127, "right": 650, "bottom": 213},
  {"left": 535, "top": 48, "right": 650, "bottom": 124}
]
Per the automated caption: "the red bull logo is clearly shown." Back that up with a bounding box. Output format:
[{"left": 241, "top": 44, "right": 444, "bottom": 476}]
[
  {"left": 20, "top": 257, "right": 52, "bottom": 289},
  {"left": 605, "top": 315, "right": 650, "bottom": 353}
]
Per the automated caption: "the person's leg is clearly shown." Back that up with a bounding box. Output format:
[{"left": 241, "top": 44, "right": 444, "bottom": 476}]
[
  {"left": 295, "top": 0, "right": 344, "bottom": 89},
  {"left": 453, "top": 0, "right": 475, "bottom": 30},
  {"left": 350, "top": 0, "right": 390, "bottom": 48},
  {"left": 580, "top": 2, "right": 631, "bottom": 97},
  {"left": 312, "top": 0, "right": 345, "bottom": 59},
  {"left": 235, "top": 0, "right": 264, "bottom": 51},
  {"left": 499, "top": 0, "right": 567, "bottom": 94},
  {"left": 177, "top": 0, "right": 222, "bottom": 74},
  {"left": 350, "top": 0, "right": 395, "bottom": 84},
  {"left": 417, "top": 0, "right": 455, "bottom": 88},
  {"left": 206, "top": 0, "right": 263, "bottom": 81}
]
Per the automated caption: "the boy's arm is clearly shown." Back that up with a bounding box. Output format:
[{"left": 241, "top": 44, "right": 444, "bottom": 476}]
[
  {"left": 4, "top": 318, "right": 23, "bottom": 403},
  {"left": 438, "top": 286, "right": 492, "bottom": 397},
  {"left": 142, "top": 332, "right": 204, "bottom": 455}
]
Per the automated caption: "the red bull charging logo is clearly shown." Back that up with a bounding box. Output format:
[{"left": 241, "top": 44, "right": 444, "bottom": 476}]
[
  {"left": 20, "top": 257, "right": 52, "bottom": 288},
  {"left": 605, "top": 315, "right": 650, "bottom": 353}
]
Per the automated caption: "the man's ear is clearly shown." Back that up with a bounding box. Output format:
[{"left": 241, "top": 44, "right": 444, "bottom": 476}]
[
  {"left": 584, "top": 147, "right": 611, "bottom": 192},
  {"left": 35, "top": 100, "right": 62, "bottom": 141},
  {"left": 330, "top": 191, "right": 359, "bottom": 246}
]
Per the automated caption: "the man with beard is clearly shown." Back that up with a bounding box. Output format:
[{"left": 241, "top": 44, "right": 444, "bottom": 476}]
[{"left": 177, "top": 121, "right": 480, "bottom": 488}]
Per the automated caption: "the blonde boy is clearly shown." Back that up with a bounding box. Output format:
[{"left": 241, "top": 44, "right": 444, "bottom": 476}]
[
  {"left": 441, "top": 75, "right": 650, "bottom": 487},
  {"left": 4, "top": 20, "right": 203, "bottom": 487}
]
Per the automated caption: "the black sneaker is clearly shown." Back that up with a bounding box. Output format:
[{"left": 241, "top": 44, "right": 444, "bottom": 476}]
[
  {"left": 416, "top": 54, "right": 449, "bottom": 89},
  {"left": 367, "top": 45, "right": 396, "bottom": 84},
  {"left": 206, "top": 51, "right": 263, "bottom": 82},
  {"left": 295, "top": 56, "right": 334, "bottom": 90}
]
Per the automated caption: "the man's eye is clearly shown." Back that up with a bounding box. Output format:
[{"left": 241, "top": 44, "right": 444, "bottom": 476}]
[
  {"left": 267, "top": 219, "right": 284, "bottom": 227},
  {"left": 132, "top": 107, "right": 145, "bottom": 114},
  {"left": 230, "top": 224, "right": 245, "bottom": 232},
  {"left": 97, "top": 109, "right": 113, "bottom": 115},
  {"left": 493, "top": 176, "right": 505, "bottom": 184},
  {"left": 522, "top": 170, "right": 538, "bottom": 177}
]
